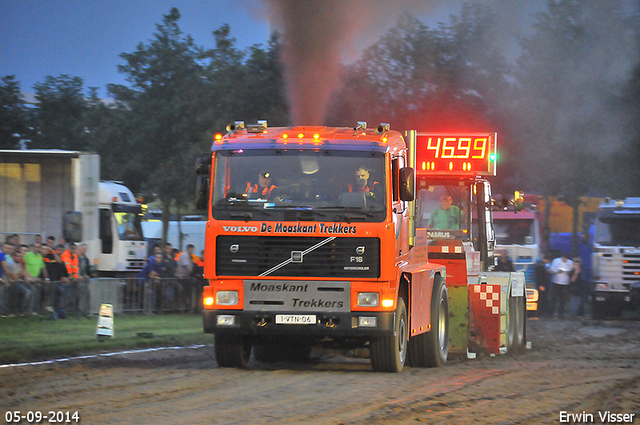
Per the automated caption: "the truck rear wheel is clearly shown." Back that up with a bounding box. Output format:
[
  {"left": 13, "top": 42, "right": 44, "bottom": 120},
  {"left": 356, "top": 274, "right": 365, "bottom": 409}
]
[
  {"left": 215, "top": 334, "right": 252, "bottom": 368},
  {"left": 425, "top": 275, "right": 449, "bottom": 367},
  {"left": 370, "top": 297, "right": 408, "bottom": 373},
  {"left": 407, "top": 275, "right": 449, "bottom": 368},
  {"left": 507, "top": 289, "right": 526, "bottom": 352}
]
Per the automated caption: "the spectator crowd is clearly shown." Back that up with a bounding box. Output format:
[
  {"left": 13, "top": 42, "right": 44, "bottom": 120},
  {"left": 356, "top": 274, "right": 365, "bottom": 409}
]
[
  {"left": 1, "top": 233, "right": 205, "bottom": 318},
  {"left": 1, "top": 233, "right": 91, "bottom": 319}
]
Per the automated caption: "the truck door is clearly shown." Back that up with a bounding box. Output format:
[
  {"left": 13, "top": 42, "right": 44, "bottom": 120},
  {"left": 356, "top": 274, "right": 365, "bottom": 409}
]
[
  {"left": 475, "top": 179, "right": 495, "bottom": 270},
  {"left": 100, "top": 208, "right": 113, "bottom": 254}
]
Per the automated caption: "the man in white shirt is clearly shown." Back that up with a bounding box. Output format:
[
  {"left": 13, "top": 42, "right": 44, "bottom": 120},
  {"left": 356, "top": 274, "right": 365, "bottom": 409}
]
[
  {"left": 176, "top": 244, "right": 196, "bottom": 311},
  {"left": 177, "top": 244, "right": 195, "bottom": 278},
  {"left": 549, "top": 253, "right": 573, "bottom": 318}
]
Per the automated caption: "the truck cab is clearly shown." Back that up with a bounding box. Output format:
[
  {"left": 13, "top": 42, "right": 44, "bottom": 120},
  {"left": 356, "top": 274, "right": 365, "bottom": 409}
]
[
  {"left": 198, "top": 122, "right": 449, "bottom": 372},
  {"left": 592, "top": 197, "right": 640, "bottom": 318},
  {"left": 95, "top": 181, "right": 147, "bottom": 276}
]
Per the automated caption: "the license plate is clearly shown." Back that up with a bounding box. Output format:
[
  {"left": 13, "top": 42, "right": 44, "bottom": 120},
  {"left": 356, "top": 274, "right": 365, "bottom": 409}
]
[{"left": 275, "top": 314, "right": 316, "bottom": 325}]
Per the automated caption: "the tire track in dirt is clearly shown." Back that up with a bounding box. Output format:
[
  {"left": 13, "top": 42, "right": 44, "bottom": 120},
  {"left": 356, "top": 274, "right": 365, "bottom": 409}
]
[{"left": 1, "top": 318, "right": 639, "bottom": 424}]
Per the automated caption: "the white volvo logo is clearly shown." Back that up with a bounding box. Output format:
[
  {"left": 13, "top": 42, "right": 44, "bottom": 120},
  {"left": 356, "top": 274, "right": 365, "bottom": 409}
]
[
  {"left": 223, "top": 225, "right": 258, "bottom": 232},
  {"left": 356, "top": 246, "right": 365, "bottom": 255},
  {"left": 230, "top": 244, "right": 239, "bottom": 253}
]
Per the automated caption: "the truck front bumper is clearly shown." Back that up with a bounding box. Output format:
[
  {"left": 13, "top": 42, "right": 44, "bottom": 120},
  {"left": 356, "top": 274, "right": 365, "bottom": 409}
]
[
  {"left": 593, "top": 290, "right": 631, "bottom": 304},
  {"left": 204, "top": 310, "right": 395, "bottom": 339}
]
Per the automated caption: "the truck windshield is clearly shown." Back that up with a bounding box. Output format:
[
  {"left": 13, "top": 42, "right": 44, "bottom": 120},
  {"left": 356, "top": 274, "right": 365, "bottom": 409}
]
[
  {"left": 595, "top": 215, "right": 640, "bottom": 246},
  {"left": 416, "top": 183, "right": 470, "bottom": 240},
  {"left": 494, "top": 219, "right": 536, "bottom": 245},
  {"left": 115, "top": 212, "right": 144, "bottom": 241},
  {"left": 211, "top": 150, "right": 386, "bottom": 221}
]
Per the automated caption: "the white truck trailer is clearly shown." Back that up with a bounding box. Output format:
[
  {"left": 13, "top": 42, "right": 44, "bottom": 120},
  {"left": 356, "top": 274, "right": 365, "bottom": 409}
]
[
  {"left": 591, "top": 197, "right": 640, "bottom": 318},
  {"left": 0, "top": 150, "right": 147, "bottom": 276}
]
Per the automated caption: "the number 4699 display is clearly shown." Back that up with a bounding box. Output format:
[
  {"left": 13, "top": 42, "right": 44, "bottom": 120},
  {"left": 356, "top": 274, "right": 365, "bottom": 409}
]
[{"left": 415, "top": 133, "right": 497, "bottom": 176}]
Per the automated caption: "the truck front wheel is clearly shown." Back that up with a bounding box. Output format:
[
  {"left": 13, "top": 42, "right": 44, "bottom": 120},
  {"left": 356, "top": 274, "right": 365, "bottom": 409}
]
[
  {"left": 370, "top": 297, "right": 408, "bottom": 373},
  {"left": 215, "top": 334, "right": 252, "bottom": 368},
  {"left": 408, "top": 275, "right": 449, "bottom": 368}
]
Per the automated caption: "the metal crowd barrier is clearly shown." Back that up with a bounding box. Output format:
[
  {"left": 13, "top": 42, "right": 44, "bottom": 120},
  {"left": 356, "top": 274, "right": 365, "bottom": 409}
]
[
  {"left": 0, "top": 277, "right": 205, "bottom": 317},
  {"left": 0, "top": 278, "right": 90, "bottom": 317}
]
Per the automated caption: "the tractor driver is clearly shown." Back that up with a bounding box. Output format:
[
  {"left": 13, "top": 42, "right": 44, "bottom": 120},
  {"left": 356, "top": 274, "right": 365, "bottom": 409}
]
[{"left": 429, "top": 194, "right": 462, "bottom": 229}]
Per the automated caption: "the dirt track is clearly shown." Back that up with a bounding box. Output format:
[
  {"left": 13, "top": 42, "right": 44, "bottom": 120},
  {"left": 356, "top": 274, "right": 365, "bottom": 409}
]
[{"left": 1, "top": 317, "right": 639, "bottom": 425}]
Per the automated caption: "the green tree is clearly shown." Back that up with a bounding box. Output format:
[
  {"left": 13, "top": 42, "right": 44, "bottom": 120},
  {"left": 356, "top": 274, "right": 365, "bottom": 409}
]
[
  {"left": 242, "top": 33, "right": 289, "bottom": 127},
  {"left": 109, "top": 8, "right": 211, "bottom": 242},
  {"left": 328, "top": 5, "right": 511, "bottom": 136},
  {"left": 512, "top": 0, "right": 638, "bottom": 255},
  {"left": 513, "top": 0, "right": 636, "bottom": 195},
  {"left": 0, "top": 75, "right": 29, "bottom": 149},
  {"left": 83, "top": 87, "right": 136, "bottom": 182},
  {"left": 30, "top": 75, "right": 88, "bottom": 150}
]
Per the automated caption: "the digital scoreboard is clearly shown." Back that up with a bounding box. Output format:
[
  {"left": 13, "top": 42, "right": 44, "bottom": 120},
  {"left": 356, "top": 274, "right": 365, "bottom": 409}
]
[{"left": 415, "top": 133, "right": 497, "bottom": 176}]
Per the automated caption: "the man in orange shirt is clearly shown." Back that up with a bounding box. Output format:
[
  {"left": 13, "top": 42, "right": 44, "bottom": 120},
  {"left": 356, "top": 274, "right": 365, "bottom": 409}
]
[{"left": 61, "top": 243, "right": 80, "bottom": 315}]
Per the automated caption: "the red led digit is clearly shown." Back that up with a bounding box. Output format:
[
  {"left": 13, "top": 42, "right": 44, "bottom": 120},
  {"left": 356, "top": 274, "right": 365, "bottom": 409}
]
[
  {"left": 427, "top": 137, "right": 441, "bottom": 158},
  {"left": 472, "top": 138, "right": 487, "bottom": 159},
  {"left": 442, "top": 138, "right": 456, "bottom": 158},
  {"left": 457, "top": 138, "right": 471, "bottom": 158}
]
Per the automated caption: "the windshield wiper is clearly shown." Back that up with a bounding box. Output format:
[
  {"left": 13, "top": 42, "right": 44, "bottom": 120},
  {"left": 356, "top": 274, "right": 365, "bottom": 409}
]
[
  {"left": 265, "top": 205, "right": 327, "bottom": 217},
  {"left": 214, "top": 204, "right": 272, "bottom": 216},
  {"left": 316, "top": 206, "right": 377, "bottom": 222}
]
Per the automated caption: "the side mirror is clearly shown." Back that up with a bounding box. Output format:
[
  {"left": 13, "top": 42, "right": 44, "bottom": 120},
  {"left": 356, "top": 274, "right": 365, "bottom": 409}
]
[
  {"left": 399, "top": 167, "right": 414, "bottom": 201},
  {"left": 195, "top": 154, "right": 211, "bottom": 210},
  {"left": 195, "top": 175, "right": 209, "bottom": 210},
  {"left": 195, "top": 153, "right": 211, "bottom": 175},
  {"left": 63, "top": 211, "right": 83, "bottom": 242}
]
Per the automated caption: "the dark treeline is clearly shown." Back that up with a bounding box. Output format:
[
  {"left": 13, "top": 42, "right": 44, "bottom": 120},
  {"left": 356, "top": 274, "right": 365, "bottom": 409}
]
[{"left": 2, "top": 1, "right": 639, "bottom": 223}]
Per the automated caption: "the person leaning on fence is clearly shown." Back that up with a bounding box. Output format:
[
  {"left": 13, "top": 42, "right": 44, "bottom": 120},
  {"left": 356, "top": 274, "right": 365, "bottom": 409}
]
[
  {"left": 177, "top": 244, "right": 196, "bottom": 310},
  {"left": 75, "top": 243, "right": 92, "bottom": 315},
  {"left": 162, "top": 242, "right": 184, "bottom": 310},
  {"left": 24, "top": 243, "right": 48, "bottom": 314},
  {"left": 11, "top": 244, "right": 34, "bottom": 315},
  {"left": 137, "top": 253, "right": 165, "bottom": 314},
  {"left": 42, "top": 239, "right": 69, "bottom": 319},
  {"left": 61, "top": 243, "right": 83, "bottom": 315},
  {"left": 161, "top": 243, "right": 177, "bottom": 277},
  {"left": 139, "top": 253, "right": 165, "bottom": 280},
  {"left": 61, "top": 243, "right": 79, "bottom": 279},
  {"left": 5, "top": 234, "right": 19, "bottom": 247},
  {"left": 148, "top": 243, "right": 162, "bottom": 262},
  {"left": 1, "top": 243, "right": 13, "bottom": 317},
  {"left": 2, "top": 243, "right": 32, "bottom": 316}
]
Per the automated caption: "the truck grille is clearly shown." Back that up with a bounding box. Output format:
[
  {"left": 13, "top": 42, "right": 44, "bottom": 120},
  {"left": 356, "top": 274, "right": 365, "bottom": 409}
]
[
  {"left": 216, "top": 236, "right": 380, "bottom": 278},
  {"left": 622, "top": 254, "right": 640, "bottom": 285}
]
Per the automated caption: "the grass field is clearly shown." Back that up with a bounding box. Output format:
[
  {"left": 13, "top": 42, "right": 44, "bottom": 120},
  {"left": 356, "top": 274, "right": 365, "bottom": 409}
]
[{"left": 0, "top": 313, "right": 211, "bottom": 365}]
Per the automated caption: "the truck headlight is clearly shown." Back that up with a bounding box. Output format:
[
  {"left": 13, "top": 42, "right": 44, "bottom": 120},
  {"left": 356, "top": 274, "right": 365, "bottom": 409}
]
[
  {"left": 357, "top": 292, "right": 379, "bottom": 307},
  {"left": 216, "top": 290, "right": 239, "bottom": 305}
]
